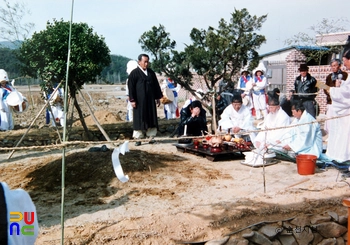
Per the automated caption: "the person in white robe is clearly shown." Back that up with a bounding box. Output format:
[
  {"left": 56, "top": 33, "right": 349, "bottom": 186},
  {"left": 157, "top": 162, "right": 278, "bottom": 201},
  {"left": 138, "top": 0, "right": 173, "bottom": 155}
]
[
  {"left": 161, "top": 78, "right": 181, "bottom": 119},
  {"left": 125, "top": 60, "right": 138, "bottom": 122},
  {"left": 218, "top": 92, "right": 256, "bottom": 141},
  {"left": 236, "top": 70, "right": 253, "bottom": 110},
  {"left": 251, "top": 70, "right": 268, "bottom": 120},
  {"left": 0, "top": 69, "right": 14, "bottom": 131},
  {"left": 0, "top": 182, "right": 38, "bottom": 245},
  {"left": 254, "top": 91, "right": 290, "bottom": 151},
  {"left": 281, "top": 100, "right": 322, "bottom": 158},
  {"left": 323, "top": 48, "right": 350, "bottom": 162},
  {"left": 44, "top": 84, "right": 65, "bottom": 126}
]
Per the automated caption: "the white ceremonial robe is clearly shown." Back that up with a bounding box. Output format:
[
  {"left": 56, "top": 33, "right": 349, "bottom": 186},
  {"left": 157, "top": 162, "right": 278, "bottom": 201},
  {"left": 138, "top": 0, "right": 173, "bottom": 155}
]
[
  {"left": 237, "top": 76, "right": 253, "bottom": 109},
  {"left": 218, "top": 104, "right": 256, "bottom": 140},
  {"left": 161, "top": 82, "right": 180, "bottom": 119},
  {"left": 326, "top": 78, "right": 350, "bottom": 162},
  {"left": 0, "top": 86, "right": 14, "bottom": 131},
  {"left": 254, "top": 107, "right": 290, "bottom": 150},
  {"left": 252, "top": 76, "right": 268, "bottom": 119},
  {"left": 282, "top": 110, "right": 322, "bottom": 158},
  {"left": 1, "top": 182, "right": 39, "bottom": 245}
]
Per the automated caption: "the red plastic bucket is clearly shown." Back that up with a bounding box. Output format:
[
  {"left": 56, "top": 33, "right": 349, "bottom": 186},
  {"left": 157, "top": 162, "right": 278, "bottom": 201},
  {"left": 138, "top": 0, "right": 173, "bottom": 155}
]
[{"left": 296, "top": 154, "right": 317, "bottom": 175}]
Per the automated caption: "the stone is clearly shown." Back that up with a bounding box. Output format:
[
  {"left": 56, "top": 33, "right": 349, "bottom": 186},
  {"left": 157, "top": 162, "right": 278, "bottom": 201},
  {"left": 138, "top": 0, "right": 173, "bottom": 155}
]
[
  {"left": 336, "top": 237, "right": 345, "bottom": 245},
  {"left": 204, "top": 236, "right": 229, "bottom": 245},
  {"left": 338, "top": 215, "right": 348, "bottom": 225},
  {"left": 327, "top": 211, "right": 339, "bottom": 222},
  {"left": 259, "top": 224, "right": 281, "bottom": 238},
  {"left": 277, "top": 235, "right": 298, "bottom": 245},
  {"left": 315, "top": 222, "right": 347, "bottom": 238},
  {"left": 290, "top": 214, "right": 311, "bottom": 227},
  {"left": 310, "top": 214, "right": 332, "bottom": 224},
  {"left": 293, "top": 225, "right": 314, "bottom": 245},
  {"left": 281, "top": 221, "right": 295, "bottom": 236},
  {"left": 242, "top": 231, "right": 272, "bottom": 245},
  {"left": 226, "top": 237, "right": 249, "bottom": 245},
  {"left": 317, "top": 238, "right": 336, "bottom": 245},
  {"left": 312, "top": 232, "right": 324, "bottom": 245},
  {"left": 342, "top": 232, "right": 348, "bottom": 241},
  {"left": 271, "top": 240, "right": 282, "bottom": 245}
]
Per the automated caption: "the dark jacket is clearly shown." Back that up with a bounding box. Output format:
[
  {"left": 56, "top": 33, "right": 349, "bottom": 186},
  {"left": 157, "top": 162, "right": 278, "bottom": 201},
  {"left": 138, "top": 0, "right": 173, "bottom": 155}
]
[
  {"left": 294, "top": 74, "right": 318, "bottom": 101},
  {"left": 178, "top": 106, "right": 207, "bottom": 136}
]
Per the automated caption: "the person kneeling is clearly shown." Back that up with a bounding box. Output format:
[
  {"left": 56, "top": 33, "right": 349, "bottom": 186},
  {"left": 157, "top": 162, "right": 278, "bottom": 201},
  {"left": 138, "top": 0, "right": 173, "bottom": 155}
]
[
  {"left": 280, "top": 100, "right": 322, "bottom": 158},
  {"left": 217, "top": 92, "right": 256, "bottom": 142},
  {"left": 254, "top": 91, "right": 291, "bottom": 151},
  {"left": 178, "top": 100, "right": 207, "bottom": 137}
]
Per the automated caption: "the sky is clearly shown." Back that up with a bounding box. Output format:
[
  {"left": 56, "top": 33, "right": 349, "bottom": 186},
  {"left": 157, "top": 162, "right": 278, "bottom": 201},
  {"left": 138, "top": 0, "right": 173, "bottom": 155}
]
[{"left": 10, "top": 0, "right": 350, "bottom": 60}]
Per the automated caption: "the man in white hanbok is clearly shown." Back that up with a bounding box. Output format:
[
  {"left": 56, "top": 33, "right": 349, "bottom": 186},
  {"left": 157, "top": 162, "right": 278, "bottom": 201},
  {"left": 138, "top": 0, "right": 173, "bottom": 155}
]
[
  {"left": 281, "top": 100, "right": 322, "bottom": 158},
  {"left": 254, "top": 92, "right": 290, "bottom": 151},
  {"left": 218, "top": 93, "right": 256, "bottom": 141},
  {"left": 323, "top": 47, "right": 350, "bottom": 162}
]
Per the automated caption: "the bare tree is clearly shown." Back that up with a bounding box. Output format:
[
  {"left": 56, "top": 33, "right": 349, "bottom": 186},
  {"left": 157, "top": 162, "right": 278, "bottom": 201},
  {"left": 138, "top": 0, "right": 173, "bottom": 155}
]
[
  {"left": 0, "top": 0, "right": 34, "bottom": 47},
  {"left": 285, "top": 18, "right": 349, "bottom": 64}
]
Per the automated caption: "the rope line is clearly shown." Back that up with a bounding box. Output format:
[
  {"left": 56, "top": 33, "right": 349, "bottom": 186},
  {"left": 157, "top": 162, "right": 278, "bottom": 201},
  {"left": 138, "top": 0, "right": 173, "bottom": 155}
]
[{"left": 0, "top": 112, "right": 349, "bottom": 152}]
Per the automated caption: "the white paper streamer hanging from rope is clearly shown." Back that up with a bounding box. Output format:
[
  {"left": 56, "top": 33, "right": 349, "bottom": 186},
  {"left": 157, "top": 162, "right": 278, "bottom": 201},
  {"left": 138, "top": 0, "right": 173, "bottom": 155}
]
[{"left": 111, "top": 141, "right": 130, "bottom": 182}]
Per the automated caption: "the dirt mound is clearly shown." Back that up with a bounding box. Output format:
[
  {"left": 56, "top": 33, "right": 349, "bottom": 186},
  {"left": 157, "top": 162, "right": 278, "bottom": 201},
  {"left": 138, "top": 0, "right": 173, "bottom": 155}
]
[{"left": 73, "top": 110, "right": 123, "bottom": 126}]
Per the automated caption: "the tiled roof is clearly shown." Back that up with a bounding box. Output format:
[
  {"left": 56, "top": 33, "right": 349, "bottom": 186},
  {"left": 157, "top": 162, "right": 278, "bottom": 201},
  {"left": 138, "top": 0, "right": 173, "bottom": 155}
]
[
  {"left": 316, "top": 31, "right": 350, "bottom": 46},
  {"left": 260, "top": 45, "right": 329, "bottom": 58}
]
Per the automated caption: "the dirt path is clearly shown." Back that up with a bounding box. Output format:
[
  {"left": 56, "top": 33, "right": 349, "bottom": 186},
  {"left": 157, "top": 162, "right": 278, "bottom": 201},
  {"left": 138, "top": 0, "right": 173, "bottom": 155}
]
[{"left": 1, "top": 141, "right": 349, "bottom": 244}]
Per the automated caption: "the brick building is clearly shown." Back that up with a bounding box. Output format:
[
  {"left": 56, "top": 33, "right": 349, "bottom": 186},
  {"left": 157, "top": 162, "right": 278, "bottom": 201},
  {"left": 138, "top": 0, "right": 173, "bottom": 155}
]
[{"left": 259, "top": 32, "right": 350, "bottom": 115}]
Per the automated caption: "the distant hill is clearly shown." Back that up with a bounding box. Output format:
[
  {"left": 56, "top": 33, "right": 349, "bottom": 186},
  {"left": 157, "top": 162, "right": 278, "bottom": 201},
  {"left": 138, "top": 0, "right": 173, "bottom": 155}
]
[
  {"left": 0, "top": 40, "right": 22, "bottom": 49},
  {"left": 0, "top": 41, "right": 131, "bottom": 84}
]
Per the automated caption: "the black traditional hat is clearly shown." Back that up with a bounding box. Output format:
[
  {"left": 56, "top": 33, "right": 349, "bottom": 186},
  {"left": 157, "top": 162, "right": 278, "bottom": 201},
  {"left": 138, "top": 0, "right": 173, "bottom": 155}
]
[
  {"left": 231, "top": 92, "right": 243, "bottom": 103},
  {"left": 191, "top": 100, "right": 202, "bottom": 109},
  {"left": 267, "top": 90, "right": 279, "bottom": 105},
  {"left": 298, "top": 64, "right": 309, "bottom": 71}
]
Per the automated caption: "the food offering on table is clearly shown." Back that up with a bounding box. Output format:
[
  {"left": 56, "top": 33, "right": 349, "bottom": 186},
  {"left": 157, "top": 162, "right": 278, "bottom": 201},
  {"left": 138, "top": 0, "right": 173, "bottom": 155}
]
[
  {"left": 220, "top": 136, "right": 253, "bottom": 151},
  {"left": 193, "top": 139, "right": 200, "bottom": 149},
  {"left": 208, "top": 135, "right": 223, "bottom": 153},
  {"left": 230, "top": 137, "right": 252, "bottom": 151}
]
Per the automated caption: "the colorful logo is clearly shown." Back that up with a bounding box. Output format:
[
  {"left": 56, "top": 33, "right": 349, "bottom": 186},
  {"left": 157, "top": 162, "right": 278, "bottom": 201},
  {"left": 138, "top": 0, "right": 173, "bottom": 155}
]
[{"left": 9, "top": 212, "right": 35, "bottom": 236}]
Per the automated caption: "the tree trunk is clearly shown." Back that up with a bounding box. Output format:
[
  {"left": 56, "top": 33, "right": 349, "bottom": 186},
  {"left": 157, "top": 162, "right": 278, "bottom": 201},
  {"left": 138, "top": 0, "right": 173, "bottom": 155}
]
[{"left": 73, "top": 94, "right": 92, "bottom": 140}]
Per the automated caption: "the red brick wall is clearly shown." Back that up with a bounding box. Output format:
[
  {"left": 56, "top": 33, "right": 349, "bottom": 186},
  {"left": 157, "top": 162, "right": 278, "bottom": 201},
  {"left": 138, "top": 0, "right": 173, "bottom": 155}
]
[{"left": 285, "top": 50, "right": 348, "bottom": 115}]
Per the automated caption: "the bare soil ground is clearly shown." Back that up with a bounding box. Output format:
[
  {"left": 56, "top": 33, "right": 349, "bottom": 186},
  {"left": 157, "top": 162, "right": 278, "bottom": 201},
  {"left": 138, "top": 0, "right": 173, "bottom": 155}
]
[{"left": 0, "top": 85, "right": 349, "bottom": 245}]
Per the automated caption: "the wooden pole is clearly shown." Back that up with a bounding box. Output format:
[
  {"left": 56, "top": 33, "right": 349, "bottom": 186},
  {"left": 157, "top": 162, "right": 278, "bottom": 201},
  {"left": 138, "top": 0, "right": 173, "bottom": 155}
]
[
  {"left": 7, "top": 81, "right": 63, "bottom": 159},
  {"left": 78, "top": 89, "right": 112, "bottom": 142}
]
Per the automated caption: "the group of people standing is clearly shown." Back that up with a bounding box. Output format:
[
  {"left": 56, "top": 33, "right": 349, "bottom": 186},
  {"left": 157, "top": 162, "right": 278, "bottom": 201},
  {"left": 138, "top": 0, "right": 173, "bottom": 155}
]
[
  {"left": 236, "top": 69, "right": 268, "bottom": 120},
  {"left": 125, "top": 51, "right": 350, "bottom": 165}
]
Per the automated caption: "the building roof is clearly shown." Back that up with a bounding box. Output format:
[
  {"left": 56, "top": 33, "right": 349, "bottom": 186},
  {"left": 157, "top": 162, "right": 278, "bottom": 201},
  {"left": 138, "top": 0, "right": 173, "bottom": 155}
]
[
  {"left": 316, "top": 31, "right": 350, "bottom": 46},
  {"left": 260, "top": 45, "right": 329, "bottom": 58}
]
